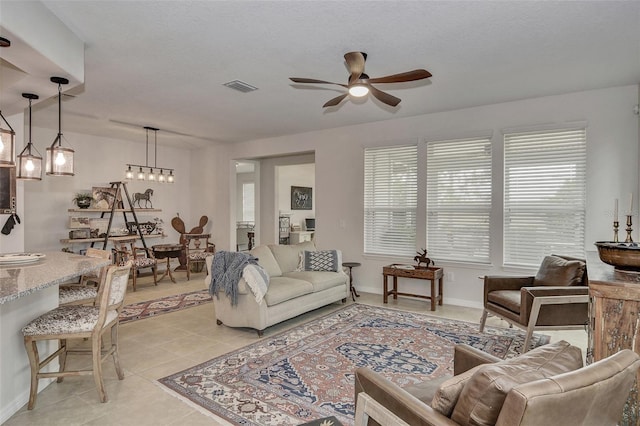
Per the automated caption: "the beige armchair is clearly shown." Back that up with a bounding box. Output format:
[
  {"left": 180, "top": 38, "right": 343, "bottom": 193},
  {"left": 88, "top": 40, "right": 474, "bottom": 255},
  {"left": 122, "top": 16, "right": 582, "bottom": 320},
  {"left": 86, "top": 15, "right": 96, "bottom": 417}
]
[
  {"left": 355, "top": 341, "right": 640, "bottom": 426},
  {"left": 479, "top": 254, "right": 589, "bottom": 352}
]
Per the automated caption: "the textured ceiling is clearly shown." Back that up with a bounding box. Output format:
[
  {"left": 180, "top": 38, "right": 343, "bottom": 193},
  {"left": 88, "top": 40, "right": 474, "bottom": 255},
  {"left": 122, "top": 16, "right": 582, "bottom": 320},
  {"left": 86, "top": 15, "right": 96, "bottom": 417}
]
[{"left": 5, "top": 1, "right": 640, "bottom": 148}]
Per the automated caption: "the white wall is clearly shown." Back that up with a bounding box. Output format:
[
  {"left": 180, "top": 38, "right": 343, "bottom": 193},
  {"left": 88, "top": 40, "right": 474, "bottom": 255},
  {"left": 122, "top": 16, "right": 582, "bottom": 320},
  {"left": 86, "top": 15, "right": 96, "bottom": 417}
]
[
  {"left": 198, "top": 85, "right": 640, "bottom": 308},
  {"left": 23, "top": 127, "right": 195, "bottom": 252}
]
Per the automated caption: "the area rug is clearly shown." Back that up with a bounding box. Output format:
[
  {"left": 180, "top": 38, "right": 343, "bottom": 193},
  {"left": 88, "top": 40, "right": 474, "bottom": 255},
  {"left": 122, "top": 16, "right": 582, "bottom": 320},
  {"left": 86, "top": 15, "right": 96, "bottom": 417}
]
[
  {"left": 118, "top": 289, "right": 212, "bottom": 324},
  {"left": 158, "top": 303, "right": 550, "bottom": 425}
]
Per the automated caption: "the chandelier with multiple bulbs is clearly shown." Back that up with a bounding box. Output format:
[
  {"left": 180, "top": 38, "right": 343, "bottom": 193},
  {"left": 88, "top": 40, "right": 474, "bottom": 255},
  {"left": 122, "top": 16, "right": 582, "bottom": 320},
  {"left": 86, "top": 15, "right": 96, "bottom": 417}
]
[{"left": 124, "top": 126, "right": 174, "bottom": 184}]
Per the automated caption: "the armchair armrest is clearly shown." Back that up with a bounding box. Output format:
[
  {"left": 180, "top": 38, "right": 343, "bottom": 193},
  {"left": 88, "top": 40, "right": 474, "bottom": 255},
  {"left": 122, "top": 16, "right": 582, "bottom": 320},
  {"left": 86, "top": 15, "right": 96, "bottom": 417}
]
[
  {"left": 453, "top": 344, "right": 501, "bottom": 375},
  {"left": 354, "top": 367, "right": 459, "bottom": 426},
  {"left": 520, "top": 286, "right": 589, "bottom": 327},
  {"left": 484, "top": 276, "right": 534, "bottom": 304}
]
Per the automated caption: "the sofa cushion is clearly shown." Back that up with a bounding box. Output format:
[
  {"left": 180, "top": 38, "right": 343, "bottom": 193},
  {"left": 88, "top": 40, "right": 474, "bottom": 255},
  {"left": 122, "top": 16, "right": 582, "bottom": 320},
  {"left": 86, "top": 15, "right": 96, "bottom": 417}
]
[
  {"left": 533, "top": 255, "right": 585, "bottom": 287},
  {"left": 284, "top": 271, "right": 346, "bottom": 292},
  {"left": 263, "top": 276, "right": 314, "bottom": 306},
  {"left": 303, "top": 250, "right": 339, "bottom": 272},
  {"left": 250, "top": 245, "right": 282, "bottom": 277},
  {"left": 269, "top": 241, "right": 316, "bottom": 273},
  {"left": 451, "top": 340, "right": 583, "bottom": 426},
  {"left": 487, "top": 290, "right": 521, "bottom": 314}
]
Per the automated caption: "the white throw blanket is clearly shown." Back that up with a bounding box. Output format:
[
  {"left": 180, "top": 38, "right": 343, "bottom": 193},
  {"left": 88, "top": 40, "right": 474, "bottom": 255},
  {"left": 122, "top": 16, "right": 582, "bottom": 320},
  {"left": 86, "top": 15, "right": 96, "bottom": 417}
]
[{"left": 242, "top": 264, "right": 269, "bottom": 304}]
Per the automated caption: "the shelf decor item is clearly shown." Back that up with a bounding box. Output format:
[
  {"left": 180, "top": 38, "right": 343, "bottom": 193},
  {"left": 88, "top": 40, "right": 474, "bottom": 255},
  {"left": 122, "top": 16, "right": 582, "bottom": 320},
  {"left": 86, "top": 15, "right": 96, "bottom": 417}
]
[{"left": 72, "top": 193, "right": 94, "bottom": 209}]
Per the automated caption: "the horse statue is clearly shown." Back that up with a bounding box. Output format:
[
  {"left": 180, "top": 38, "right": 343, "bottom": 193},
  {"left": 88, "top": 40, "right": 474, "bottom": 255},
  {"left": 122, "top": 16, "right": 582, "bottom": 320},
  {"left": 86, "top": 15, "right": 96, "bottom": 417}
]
[
  {"left": 414, "top": 248, "right": 434, "bottom": 268},
  {"left": 133, "top": 188, "right": 154, "bottom": 208}
]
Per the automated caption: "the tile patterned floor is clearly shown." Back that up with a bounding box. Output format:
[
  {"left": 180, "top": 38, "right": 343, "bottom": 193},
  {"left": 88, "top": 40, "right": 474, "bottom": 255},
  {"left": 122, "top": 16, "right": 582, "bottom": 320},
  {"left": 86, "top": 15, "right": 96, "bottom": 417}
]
[{"left": 4, "top": 271, "right": 588, "bottom": 425}]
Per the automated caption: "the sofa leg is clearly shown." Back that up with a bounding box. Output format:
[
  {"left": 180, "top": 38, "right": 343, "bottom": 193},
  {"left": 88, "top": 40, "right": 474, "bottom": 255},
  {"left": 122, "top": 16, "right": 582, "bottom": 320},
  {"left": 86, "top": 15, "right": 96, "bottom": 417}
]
[
  {"left": 257, "top": 329, "right": 264, "bottom": 337},
  {"left": 216, "top": 319, "right": 223, "bottom": 326},
  {"left": 342, "top": 298, "right": 347, "bottom": 303}
]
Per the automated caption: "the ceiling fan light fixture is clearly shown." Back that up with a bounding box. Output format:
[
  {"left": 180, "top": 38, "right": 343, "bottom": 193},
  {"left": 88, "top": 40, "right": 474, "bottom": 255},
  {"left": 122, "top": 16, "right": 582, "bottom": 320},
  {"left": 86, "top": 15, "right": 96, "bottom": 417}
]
[{"left": 348, "top": 84, "right": 369, "bottom": 98}]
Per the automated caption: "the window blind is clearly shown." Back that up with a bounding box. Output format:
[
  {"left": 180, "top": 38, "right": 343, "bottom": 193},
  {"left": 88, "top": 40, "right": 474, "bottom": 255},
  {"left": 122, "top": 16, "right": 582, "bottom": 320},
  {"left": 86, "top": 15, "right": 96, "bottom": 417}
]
[
  {"left": 504, "top": 128, "right": 586, "bottom": 267},
  {"left": 364, "top": 145, "right": 417, "bottom": 256},
  {"left": 426, "top": 137, "right": 492, "bottom": 263}
]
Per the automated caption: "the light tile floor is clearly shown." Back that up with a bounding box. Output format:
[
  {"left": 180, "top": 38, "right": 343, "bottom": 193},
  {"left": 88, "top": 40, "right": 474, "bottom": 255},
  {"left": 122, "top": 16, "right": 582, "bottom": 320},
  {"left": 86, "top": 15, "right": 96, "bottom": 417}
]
[{"left": 4, "top": 272, "right": 588, "bottom": 425}]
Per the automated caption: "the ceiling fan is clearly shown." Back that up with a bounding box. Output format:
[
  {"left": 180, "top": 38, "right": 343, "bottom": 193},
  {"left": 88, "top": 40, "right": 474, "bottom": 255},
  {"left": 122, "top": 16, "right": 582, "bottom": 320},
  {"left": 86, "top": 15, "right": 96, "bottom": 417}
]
[{"left": 290, "top": 51, "right": 432, "bottom": 108}]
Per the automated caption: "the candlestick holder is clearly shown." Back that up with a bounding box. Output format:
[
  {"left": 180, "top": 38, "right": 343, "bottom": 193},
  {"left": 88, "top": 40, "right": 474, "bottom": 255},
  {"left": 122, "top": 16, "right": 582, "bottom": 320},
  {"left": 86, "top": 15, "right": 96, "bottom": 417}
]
[
  {"left": 613, "top": 221, "right": 619, "bottom": 243},
  {"left": 626, "top": 215, "right": 633, "bottom": 243}
]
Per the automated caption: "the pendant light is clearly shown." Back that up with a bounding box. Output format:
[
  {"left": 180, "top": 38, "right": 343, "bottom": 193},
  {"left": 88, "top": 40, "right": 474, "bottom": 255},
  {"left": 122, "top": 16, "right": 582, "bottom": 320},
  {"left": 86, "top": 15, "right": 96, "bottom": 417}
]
[
  {"left": 45, "top": 77, "right": 74, "bottom": 176},
  {"left": 125, "top": 126, "right": 175, "bottom": 183},
  {"left": 0, "top": 110, "right": 15, "bottom": 166},
  {"left": 17, "top": 93, "right": 43, "bottom": 180}
]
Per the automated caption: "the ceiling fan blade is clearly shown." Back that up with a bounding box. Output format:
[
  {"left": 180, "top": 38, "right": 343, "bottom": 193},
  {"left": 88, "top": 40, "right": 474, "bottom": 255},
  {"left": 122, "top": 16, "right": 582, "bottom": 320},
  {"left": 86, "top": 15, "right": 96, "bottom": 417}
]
[
  {"left": 367, "top": 69, "right": 432, "bottom": 84},
  {"left": 323, "top": 93, "right": 349, "bottom": 108},
  {"left": 344, "top": 51, "right": 366, "bottom": 84},
  {"left": 367, "top": 84, "right": 401, "bottom": 107},
  {"left": 290, "top": 77, "right": 347, "bottom": 87}
]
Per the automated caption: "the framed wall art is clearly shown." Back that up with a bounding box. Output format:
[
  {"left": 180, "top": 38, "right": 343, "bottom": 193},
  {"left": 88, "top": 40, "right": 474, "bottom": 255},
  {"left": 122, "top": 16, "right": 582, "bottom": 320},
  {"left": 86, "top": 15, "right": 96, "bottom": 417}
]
[
  {"left": 92, "top": 186, "right": 122, "bottom": 210},
  {"left": 291, "top": 186, "right": 312, "bottom": 210}
]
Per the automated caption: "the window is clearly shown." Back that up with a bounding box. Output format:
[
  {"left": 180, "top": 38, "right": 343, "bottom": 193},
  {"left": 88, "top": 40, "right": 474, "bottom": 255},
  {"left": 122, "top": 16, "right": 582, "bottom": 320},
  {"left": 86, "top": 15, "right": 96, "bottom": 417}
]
[
  {"left": 426, "top": 137, "right": 492, "bottom": 263},
  {"left": 364, "top": 145, "right": 417, "bottom": 256},
  {"left": 242, "top": 182, "right": 255, "bottom": 222},
  {"left": 504, "top": 128, "right": 586, "bottom": 267}
]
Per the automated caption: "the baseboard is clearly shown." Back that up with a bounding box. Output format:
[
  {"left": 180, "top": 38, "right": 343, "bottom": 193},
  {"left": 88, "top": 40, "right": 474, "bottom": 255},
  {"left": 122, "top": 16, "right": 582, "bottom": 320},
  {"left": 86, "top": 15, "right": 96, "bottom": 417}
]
[{"left": 0, "top": 377, "right": 56, "bottom": 423}]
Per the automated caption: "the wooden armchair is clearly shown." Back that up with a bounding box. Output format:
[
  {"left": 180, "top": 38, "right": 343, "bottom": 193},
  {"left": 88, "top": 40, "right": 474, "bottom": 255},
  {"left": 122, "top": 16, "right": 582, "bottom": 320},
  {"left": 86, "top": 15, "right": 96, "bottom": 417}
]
[
  {"left": 183, "top": 233, "right": 215, "bottom": 280},
  {"left": 111, "top": 237, "right": 158, "bottom": 291},
  {"left": 479, "top": 254, "right": 589, "bottom": 352}
]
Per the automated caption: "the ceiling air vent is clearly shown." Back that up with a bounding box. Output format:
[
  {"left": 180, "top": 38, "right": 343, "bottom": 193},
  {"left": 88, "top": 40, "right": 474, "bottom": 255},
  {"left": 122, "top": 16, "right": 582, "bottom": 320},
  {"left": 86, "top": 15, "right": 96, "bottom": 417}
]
[{"left": 223, "top": 80, "right": 258, "bottom": 93}]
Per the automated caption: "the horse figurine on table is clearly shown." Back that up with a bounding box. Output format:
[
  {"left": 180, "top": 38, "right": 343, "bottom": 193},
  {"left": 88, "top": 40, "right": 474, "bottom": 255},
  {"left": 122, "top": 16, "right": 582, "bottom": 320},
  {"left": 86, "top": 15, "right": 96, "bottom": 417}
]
[
  {"left": 414, "top": 249, "right": 434, "bottom": 268},
  {"left": 133, "top": 188, "right": 154, "bottom": 208}
]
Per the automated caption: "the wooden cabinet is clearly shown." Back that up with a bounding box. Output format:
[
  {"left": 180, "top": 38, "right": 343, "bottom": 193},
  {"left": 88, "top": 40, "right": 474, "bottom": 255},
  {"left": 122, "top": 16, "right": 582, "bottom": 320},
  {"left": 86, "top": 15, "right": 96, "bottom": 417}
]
[{"left": 587, "top": 252, "right": 640, "bottom": 424}]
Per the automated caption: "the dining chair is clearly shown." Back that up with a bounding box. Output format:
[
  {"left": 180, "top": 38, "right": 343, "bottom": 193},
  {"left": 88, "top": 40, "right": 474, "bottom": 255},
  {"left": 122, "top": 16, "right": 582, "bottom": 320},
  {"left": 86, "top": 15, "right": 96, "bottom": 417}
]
[
  {"left": 183, "top": 233, "right": 215, "bottom": 280},
  {"left": 111, "top": 237, "right": 157, "bottom": 291},
  {"left": 58, "top": 248, "right": 112, "bottom": 305},
  {"left": 22, "top": 261, "right": 132, "bottom": 409}
]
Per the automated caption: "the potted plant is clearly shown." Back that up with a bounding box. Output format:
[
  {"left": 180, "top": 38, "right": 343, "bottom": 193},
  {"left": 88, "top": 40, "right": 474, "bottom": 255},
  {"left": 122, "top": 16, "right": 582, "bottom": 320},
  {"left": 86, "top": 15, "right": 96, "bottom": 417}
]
[{"left": 72, "top": 193, "right": 94, "bottom": 209}]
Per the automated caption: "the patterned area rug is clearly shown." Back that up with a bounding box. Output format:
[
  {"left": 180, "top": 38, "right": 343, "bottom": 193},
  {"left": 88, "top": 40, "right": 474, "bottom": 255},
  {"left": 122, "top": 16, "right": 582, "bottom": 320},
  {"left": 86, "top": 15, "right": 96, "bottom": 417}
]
[
  {"left": 119, "top": 289, "right": 212, "bottom": 324},
  {"left": 158, "top": 303, "right": 549, "bottom": 425}
]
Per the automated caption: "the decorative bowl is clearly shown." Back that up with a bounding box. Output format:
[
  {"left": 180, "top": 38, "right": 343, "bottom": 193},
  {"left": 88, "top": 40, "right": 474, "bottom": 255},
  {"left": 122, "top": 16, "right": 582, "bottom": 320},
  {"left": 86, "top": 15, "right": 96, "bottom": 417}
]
[{"left": 595, "top": 241, "right": 640, "bottom": 271}]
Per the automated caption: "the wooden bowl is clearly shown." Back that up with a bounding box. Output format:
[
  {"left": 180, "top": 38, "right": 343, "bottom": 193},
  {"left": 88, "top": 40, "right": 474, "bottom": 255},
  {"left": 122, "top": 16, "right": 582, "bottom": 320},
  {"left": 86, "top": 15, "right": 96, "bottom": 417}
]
[{"left": 595, "top": 242, "right": 640, "bottom": 271}]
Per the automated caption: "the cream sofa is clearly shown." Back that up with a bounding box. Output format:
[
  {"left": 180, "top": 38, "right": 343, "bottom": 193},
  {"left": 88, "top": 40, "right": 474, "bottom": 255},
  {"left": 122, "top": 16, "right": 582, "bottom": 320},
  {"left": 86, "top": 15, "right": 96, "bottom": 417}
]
[{"left": 205, "top": 241, "right": 349, "bottom": 336}]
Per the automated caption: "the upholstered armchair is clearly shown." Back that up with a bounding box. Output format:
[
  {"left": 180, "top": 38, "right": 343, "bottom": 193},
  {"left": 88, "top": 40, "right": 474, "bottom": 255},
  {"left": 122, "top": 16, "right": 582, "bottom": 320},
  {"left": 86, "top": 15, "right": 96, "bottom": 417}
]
[
  {"left": 183, "top": 233, "right": 215, "bottom": 280},
  {"left": 479, "top": 254, "right": 589, "bottom": 352},
  {"left": 354, "top": 341, "right": 640, "bottom": 426},
  {"left": 111, "top": 237, "right": 158, "bottom": 291}
]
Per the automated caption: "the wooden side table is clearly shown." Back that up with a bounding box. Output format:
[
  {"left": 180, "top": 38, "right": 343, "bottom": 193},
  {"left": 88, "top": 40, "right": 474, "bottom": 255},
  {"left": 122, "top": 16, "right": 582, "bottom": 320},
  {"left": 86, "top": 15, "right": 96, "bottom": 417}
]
[
  {"left": 382, "top": 264, "right": 444, "bottom": 311},
  {"left": 342, "top": 262, "right": 361, "bottom": 301},
  {"left": 152, "top": 244, "right": 184, "bottom": 283}
]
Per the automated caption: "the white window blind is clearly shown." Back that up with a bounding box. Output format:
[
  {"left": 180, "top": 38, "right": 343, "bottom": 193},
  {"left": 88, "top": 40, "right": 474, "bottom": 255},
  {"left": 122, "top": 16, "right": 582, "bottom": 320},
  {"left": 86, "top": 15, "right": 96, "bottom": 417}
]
[
  {"left": 426, "top": 137, "right": 492, "bottom": 263},
  {"left": 364, "top": 145, "right": 417, "bottom": 256},
  {"left": 504, "top": 128, "right": 586, "bottom": 267}
]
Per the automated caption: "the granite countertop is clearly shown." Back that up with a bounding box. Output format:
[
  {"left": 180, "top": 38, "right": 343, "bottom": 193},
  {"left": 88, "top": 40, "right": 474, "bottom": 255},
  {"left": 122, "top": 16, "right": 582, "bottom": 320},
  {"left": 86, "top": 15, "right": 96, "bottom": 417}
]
[{"left": 0, "top": 251, "right": 111, "bottom": 304}]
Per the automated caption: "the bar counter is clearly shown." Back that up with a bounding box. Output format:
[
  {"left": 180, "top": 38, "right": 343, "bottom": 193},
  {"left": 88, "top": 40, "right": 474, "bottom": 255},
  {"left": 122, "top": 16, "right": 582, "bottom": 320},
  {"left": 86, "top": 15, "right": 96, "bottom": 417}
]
[{"left": 0, "top": 251, "right": 111, "bottom": 423}]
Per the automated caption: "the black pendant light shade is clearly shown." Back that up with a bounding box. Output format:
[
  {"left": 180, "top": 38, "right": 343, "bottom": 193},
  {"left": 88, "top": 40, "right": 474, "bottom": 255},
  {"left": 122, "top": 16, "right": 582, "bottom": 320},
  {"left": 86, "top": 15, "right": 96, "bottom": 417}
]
[
  {"left": 17, "top": 93, "right": 43, "bottom": 180},
  {"left": 45, "top": 77, "right": 74, "bottom": 176}
]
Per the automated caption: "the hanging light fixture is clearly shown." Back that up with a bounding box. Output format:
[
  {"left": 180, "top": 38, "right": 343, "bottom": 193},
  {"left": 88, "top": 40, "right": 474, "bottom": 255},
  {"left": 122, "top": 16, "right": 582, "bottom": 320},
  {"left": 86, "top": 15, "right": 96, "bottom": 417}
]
[
  {"left": 125, "top": 126, "right": 174, "bottom": 183},
  {"left": 0, "top": 110, "right": 15, "bottom": 166},
  {"left": 45, "top": 77, "right": 74, "bottom": 176},
  {"left": 17, "top": 93, "right": 43, "bottom": 180}
]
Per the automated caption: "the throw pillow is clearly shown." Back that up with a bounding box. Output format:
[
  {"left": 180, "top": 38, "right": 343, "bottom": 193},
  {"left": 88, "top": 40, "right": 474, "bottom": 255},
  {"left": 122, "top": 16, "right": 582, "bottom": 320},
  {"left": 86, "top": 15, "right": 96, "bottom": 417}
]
[
  {"left": 431, "top": 365, "right": 484, "bottom": 417},
  {"left": 450, "top": 340, "right": 583, "bottom": 426},
  {"left": 303, "top": 250, "right": 339, "bottom": 272},
  {"left": 534, "top": 255, "right": 585, "bottom": 286}
]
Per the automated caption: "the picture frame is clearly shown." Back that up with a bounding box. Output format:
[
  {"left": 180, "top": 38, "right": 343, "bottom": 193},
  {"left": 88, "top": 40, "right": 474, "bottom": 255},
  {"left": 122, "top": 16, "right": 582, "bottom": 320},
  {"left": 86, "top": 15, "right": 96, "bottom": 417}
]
[
  {"left": 291, "top": 186, "right": 312, "bottom": 210},
  {"left": 92, "top": 186, "right": 122, "bottom": 210},
  {"left": 69, "top": 216, "right": 91, "bottom": 229}
]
